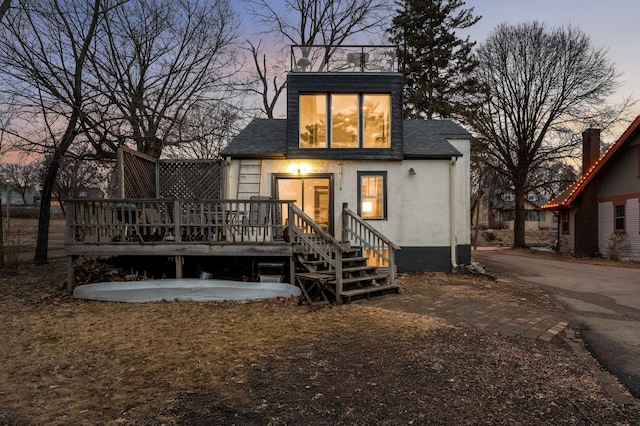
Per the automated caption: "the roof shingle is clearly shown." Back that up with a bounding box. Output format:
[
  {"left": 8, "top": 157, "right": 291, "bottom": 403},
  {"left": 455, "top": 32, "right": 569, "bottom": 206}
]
[{"left": 221, "top": 118, "right": 469, "bottom": 158}]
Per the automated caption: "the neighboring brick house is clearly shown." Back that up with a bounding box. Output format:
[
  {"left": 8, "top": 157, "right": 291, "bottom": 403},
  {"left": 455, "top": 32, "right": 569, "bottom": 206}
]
[{"left": 543, "top": 120, "right": 640, "bottom": 260}]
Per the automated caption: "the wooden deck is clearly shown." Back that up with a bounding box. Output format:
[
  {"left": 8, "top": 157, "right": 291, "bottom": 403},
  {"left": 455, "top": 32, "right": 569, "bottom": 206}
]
[{"left": 65, "top": 199, "right": 401, "bottom": 303}]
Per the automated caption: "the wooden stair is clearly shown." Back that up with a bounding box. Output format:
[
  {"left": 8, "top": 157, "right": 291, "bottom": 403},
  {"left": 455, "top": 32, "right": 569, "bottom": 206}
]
[{"left": 294, "top": 243, "right": 399, "bottom": 304}]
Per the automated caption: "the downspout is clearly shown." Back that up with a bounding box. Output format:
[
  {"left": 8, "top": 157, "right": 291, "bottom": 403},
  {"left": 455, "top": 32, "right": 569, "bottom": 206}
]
[
  {"left": 224, "top": 156, "right": 232, "bottom": 199},
  {"left": 450, "top": 156, "right": 458, "bottom": 269}
]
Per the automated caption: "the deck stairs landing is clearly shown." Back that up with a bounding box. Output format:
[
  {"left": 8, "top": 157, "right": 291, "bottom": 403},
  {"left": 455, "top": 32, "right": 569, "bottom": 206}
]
[
  {"left": 289, "top": 203, "right": 400, "bottom": 305},
  {"left": 294, "top": 244, "right": 398, "bottom": 304}
]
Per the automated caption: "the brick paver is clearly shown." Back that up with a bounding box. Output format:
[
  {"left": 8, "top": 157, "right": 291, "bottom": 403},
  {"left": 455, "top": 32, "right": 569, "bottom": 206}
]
[{"left": 364, "top": 293, "right": 568, "bottom": 341}]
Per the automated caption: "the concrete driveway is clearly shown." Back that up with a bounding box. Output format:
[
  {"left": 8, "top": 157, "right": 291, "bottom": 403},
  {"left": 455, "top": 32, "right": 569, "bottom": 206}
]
[{"left": 473, "top": 249, "right": 640, "bottom": 398}]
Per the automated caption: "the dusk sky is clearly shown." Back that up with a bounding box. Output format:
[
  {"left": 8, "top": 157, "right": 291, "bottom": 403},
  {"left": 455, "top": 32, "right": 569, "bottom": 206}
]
[{"left": 462, "top": 0, "right": 640, "bottom": 104}]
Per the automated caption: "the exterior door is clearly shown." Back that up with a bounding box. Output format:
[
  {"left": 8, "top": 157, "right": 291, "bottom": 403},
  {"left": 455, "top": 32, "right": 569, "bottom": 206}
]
[{"left": 275, "top": 175, "right": 333, "bottom": 234}]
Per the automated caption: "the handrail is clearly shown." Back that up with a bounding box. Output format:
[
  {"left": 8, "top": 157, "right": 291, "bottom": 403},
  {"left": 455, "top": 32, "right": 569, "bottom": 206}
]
[
  {"left": 341, "top": 203, "right": 400, "bottom": 285},
  {"left": 65, "top": 198, "right": 291, "bottom": 244},
  {"left": 288, "top": 204, "right": 345, "bottom": 302}
]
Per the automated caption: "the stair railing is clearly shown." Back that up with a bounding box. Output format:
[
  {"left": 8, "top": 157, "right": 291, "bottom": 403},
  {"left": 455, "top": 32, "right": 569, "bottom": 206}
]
[
  {"left": 341, "top": 203, "right": 401, "bottom": 285},
  {"left": 288, "top": 204, "right": 345, "bottom": 301}
]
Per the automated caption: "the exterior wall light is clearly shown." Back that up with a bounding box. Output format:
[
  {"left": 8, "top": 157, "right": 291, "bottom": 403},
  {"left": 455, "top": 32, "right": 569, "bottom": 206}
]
[{"left": 408, "top": 168, "right": 416, "bottom": 176}]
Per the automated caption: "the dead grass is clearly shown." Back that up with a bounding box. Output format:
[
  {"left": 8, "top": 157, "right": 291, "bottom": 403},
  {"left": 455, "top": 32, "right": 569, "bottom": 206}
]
[{"left": 1, "top": 258, "right": 639, "bottom": 425}]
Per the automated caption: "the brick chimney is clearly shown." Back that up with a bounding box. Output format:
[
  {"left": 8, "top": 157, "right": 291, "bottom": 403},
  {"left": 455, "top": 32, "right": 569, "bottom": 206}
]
[{"left": 582, "top": 128, "right": 601, "bottom": 176}]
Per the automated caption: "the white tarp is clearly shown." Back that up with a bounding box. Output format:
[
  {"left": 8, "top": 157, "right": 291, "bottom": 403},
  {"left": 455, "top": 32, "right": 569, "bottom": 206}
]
[{"left": 73, "top": 279, "right": 301, "bottom": 303}]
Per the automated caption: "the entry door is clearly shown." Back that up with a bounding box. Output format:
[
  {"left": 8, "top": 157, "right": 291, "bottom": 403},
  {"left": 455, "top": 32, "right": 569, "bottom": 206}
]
[{"left": 276, "top": 176, "right": 333, "bottom": 234}]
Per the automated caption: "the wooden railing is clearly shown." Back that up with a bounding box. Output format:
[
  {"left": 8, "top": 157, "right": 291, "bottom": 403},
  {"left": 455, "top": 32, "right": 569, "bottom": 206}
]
[
  {"left": 288, "top": 204, "right": 344, "bottom": 299},
  {"left": 341, "top": 203, "right": 400, "bottom": 284},
  {"left": 66, "top": 199, "right": 290, "bottom": 244}
]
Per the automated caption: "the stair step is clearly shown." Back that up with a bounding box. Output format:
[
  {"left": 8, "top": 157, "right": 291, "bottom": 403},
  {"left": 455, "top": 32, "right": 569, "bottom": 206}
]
[
  {"left": 342, "top": 265, "right": 378, "bottom": 273},
  {"left": 341, "top": 256, "right": 368, "bottom": 264},
  {"left": 329, "top": 273, "right": 389, "bottom": 285},
  {"left": 301, "top": 259, "right": 330, "bottom": 265},
  {"left": 340, "top": 284, "right": 399, "bottom": 298}
]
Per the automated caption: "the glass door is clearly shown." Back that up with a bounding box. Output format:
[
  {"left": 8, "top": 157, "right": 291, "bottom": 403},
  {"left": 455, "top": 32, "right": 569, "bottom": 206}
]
[{"left": 276, "top": 175, "right": 333, "bottom": 234}]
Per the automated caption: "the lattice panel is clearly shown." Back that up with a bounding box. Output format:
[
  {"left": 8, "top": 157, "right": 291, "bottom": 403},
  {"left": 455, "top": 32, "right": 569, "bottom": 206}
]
[
  {"left": 159, "top": 160, "right": 223, "bottom": 199},
  {"left": 121, "top": 149, "right": 157, "bottom": 198}
]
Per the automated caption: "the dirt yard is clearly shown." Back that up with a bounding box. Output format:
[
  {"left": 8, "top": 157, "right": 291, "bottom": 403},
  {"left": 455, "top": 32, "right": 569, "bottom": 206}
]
[{"left": 1, "top": 257, "right": 639, "bottom": 425}]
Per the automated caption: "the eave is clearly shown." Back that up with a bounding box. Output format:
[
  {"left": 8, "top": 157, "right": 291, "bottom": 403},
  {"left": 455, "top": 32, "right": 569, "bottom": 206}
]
[{"left": 542, "top": 115, "right": 640, "bottom": 210}]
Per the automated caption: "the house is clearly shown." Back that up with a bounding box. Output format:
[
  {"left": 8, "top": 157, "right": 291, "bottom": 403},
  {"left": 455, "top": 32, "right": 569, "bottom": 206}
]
[
  {"left": 221, "top": 45, "right": 471, "bottom": 272},
  {"left": 63, "top": 45, "right": 471, "bottom": 302},
  {"left": 542, "top": 120, "right": 640, "bottom": 260},
  {"left": 473, "top": 189, "right": 556, "bottom": 231}
]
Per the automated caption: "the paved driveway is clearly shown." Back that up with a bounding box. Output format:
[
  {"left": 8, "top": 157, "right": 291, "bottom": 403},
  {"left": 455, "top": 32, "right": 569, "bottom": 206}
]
[{"left": 473, "top": 249, "right": 640, "bottom": 398}]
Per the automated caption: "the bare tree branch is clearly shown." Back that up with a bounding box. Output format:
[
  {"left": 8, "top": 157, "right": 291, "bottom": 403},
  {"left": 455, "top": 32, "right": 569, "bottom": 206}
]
[
  {"left": 242, "top": 0, "right": 391, "bottom": 118},
  {"left": 466, "top": 21, "right": 633, "bottom": 248}
]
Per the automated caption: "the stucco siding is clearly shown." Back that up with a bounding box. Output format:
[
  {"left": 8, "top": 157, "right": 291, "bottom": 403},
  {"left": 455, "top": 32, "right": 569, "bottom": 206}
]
[
  {"left": 226, "top": 155, "right": 470, "bottom": 255},
  {"left": 450, "top": 139, "right": 471, "bottom": 246},
  {"left": 253, "top": 158, "right": 461, "bottom": 247}
]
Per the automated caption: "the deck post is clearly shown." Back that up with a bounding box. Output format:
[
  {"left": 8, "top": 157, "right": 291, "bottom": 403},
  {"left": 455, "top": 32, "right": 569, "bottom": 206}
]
[
  {"left": 67, "top": 255, "right": 76, "bottom": 292},
  {"left": 175, "top": 255, "right": 183, "bottom": 278},
  {"left": 335, "top": 249, "right": 343, "bottom": 304},
  {"left": 174, "top": 200, "right": 182, "bottom": 242},
  {"left": 288, "top": 203, "right": 296, "bottom": 286},
  {"left": 342, "top": 203, "right": 349, "bottom": 242},
  {"left": 389, "top": 249, "right": 396, "bottom": 286}
]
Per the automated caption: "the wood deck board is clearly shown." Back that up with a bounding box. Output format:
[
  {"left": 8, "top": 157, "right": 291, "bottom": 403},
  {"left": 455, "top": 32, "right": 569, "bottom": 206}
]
[
  {"left": 340, "top": 284, "right": 399, "bottom": 298},
  {"left": 328, "top": 273, "right": 389, "bottom": 285},
  {"left": 65, "top": 242, "right": 293, "bottom": 257}
]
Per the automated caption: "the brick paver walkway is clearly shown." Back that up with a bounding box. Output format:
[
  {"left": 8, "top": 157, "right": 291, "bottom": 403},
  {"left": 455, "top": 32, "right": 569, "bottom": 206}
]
[{"left": 364, "top": 292, "right": 569, "bottom": 341}]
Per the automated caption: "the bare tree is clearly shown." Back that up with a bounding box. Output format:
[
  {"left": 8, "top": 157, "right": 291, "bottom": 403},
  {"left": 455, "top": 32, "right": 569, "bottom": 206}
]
[
  {"left": 243, "top": 0, "right": 391, "bottom": 118},
  {"left": 164, "top": 101, "right": 243, "bottom": 160},
  {"left": 466, "top": 22, "right": 629, "bottom": 248},
  {"left": 47, "top": 151, "right": 108, "bottom": 214},
  {"left": 0, "top": 0, "right": 103, "bottom": 263},
  {"left": 84, "top": 0, "right": 240, "bottom": 159},
  {"left": 0, "top": 162, "right": 40, "bottom": 204}
]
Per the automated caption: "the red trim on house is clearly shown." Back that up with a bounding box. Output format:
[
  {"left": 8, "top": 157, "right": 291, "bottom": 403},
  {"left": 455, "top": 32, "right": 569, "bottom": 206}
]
[
  {"left": 543, "top": 115, "right": 640, "bottom": 210},
  {"left": 598, "top": 193, "right": 640, "bottom": 204}
]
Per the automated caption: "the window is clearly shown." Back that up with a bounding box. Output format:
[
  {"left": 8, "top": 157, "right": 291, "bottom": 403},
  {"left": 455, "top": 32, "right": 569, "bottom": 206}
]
[
  {"left": 503, "top": 193, "right": 514, "bottom": 202},
  {"left": 358, "top": 172, "right": 386, "bottom": 219},
  {"left": 527, "top": 193, "right": 537, "bottom": 202},
  {"left": 525, "top": 211, "right": 539, "bottom": 221},
  {"left": 561, "top": 210, "right": 570, "bottom": 234},
  {"left": 300, "top": 93, "right": 390, "bottom": 149},
  {"left": 615, "top": 205, "right": 625, "bottom": 232},
  {"left": 363, "top": 94, "right": 390, "bottom": 147},
  {"left": 299, "top": 94, "right": 327, "bottom": 148},
  {"left": 331, "top": 94, "right": 359, "bottom": 148}
]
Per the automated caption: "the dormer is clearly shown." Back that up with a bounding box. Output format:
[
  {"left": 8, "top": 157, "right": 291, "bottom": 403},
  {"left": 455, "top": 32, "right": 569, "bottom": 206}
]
[{"left": 286, "top": 45, "right": 404, "bottom": 160}]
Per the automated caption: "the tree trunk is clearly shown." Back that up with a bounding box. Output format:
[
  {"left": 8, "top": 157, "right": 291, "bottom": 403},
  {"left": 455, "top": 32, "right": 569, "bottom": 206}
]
[
  {"left": 0, "top": 200, "right": 4, "bottom": 268},
  {"left": 33, "top": 153, "right": 62, "bottom": 264},
  {"left": 34, "top": 129, "right": 77, "bottom": 263},
  {"left": 513, "top": 184, "right": 527, "bottom": 248}
]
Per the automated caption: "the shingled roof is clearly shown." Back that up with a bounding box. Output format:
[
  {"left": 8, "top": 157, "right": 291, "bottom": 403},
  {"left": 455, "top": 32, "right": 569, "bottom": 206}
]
[
  {"left": 542, "top": 115, "right": 640, "bottom": 210},
  {"left": 221, "top": 118, "right": 468, "bottom": 158}
]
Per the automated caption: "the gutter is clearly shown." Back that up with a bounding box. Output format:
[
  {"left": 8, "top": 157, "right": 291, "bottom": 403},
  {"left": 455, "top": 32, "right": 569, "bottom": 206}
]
[{"left": 450, "top": 156, "right": 458, "bottom": 269}]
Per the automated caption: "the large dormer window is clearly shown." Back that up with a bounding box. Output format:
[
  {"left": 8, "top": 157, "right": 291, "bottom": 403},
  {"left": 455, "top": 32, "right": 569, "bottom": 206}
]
[{"left": 299, "top": 93, "right": 390, "bottom": 149}]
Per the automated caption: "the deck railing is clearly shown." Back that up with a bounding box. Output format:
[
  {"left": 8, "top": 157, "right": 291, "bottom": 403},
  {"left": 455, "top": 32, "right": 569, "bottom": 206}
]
[
  {"left": 290, "top": 45, "right": 399, "bottom": 73},
  {"left": 288, "top": 204, "right": 344, "bottom": 298},
  {"left": 66, "top": 199, "right": 290, "bottom": 244},
  {"left": 341, "top": 203, "right": 400, "bottom": 284}
]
